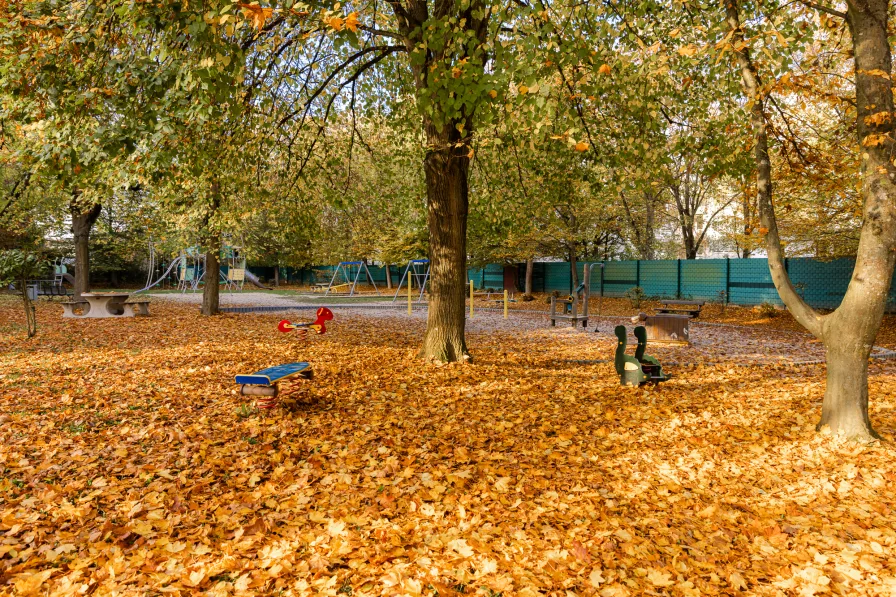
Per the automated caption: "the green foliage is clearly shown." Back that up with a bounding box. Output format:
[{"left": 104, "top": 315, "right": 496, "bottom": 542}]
[
  {"left": 625, "top": 287, "right": 647, "bottom": 309},
  {"left": 757, "top": 302, "right": 780, "bottom": 319},
  {"left": 0, "top": 249, "right": 46, "bottom": 287}
]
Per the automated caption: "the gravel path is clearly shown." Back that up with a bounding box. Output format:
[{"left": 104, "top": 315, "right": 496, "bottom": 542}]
[{"left": 149, "top": 294, "right": 896, "bottom": 366}]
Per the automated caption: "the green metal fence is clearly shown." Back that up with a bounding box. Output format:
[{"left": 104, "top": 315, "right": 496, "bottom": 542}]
[{"left": 252, "top": 257, "right": 896, "bottom": 311}]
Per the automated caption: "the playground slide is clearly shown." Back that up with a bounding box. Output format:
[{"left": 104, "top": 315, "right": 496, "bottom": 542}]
[
  {"left": 62, "top": 273, "right": 76, "bottom": 286},
  {"left": 245, "top": 270, "right": 273, "bottom": 290}
]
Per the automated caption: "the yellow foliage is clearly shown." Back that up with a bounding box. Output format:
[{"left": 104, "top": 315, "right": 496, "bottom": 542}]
[
  {"left": 239, "top": 3, "right": 273, "bottom": 31},
  {"left": 345, "top": 12, "right": 359, "bottom": 33}
]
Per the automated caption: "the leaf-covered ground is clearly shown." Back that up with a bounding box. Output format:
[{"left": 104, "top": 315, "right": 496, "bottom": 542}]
[{"left": 1, "top": 298, "right": 896, "bottom": 596}]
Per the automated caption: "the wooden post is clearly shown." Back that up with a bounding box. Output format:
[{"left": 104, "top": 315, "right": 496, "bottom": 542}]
[
  {"left": 469, "top": 280, "right": 474, "bottom": 318},
  {"left": 504, "top": 289, "right": 508, "bottom": 319},
  {"left": 408, "top": 272, "right": 412, "bottom": 315}
]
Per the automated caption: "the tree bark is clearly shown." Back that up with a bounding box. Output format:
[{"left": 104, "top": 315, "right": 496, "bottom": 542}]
[
  {"left": 201, "top": 238, "right": 221, "bottom": 315},
  {"left": 395, "top": 0, "right": 487, "bottom": 363},
  {"left": 420, "top": 123, "right": 470, "bottom": 362},
  {"left": 569, "top": 249, "right": 579, "bottom": 291},
  {"left": 525, "top": 258, "right": 534, "bottom": 295},
  {"left": 725, "top": 0, "right": 896, "bottom": 440},
  {"left": 385, "top": 263, "right": 392, "bottom": 289},
  {"left": 200, "top": 184, "right": 221, "bottom": 316},
  {"left": 274, "top": 265, "right": 280, "bottom": 288},
  {"left": 70, "top": 200, "right": 102, "bottom": 299},
  {"left": 644, "top": 193, "right": 656, "bottom": 260}
]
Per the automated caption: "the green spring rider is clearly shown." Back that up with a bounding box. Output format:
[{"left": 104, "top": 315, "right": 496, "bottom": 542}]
[{"left": 614, "top": 325, "right": 669, "bottom": 386}]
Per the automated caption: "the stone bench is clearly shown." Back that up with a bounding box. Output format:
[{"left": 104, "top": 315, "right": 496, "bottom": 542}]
[
  {"left": 124, "top": 300, "right": 151, "bottom": 316},
  {"left": 61, "top": 300, "right": 90, "bottom": 318}
]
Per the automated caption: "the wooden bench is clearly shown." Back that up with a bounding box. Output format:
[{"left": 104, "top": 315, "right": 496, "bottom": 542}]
[
  {"left": 310, "top": 283, "right": 327, "bottom": 293},
  {"left": 656, "top": 299, "right": 704, "bottom": 319},
  {"left": 124, "top": 300, "right": 151, "bottom": 316}
]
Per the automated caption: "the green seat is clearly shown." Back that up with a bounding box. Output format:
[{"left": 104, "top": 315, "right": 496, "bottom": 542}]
[{"left": 614, "top": 325, "right": 668, "bottom": 386}]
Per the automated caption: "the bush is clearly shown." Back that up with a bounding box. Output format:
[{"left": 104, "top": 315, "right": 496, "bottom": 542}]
[
  {"left": 520, "top": 293, "right": 535, "bottom": 302},
  {"left": 625, "top": 286, "right": 646, "bottom": 309},
  {"left": 757, "top": 302, "right": 780, "bottom": 318}
]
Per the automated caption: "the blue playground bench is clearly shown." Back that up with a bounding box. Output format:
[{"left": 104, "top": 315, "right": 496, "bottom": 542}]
[{"left": 235, "top": 362, "right": 314, "bottom": 399}]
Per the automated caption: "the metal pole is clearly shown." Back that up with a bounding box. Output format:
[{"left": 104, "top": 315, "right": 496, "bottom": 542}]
[
  {"left": 408, "top": 271, "right": 412, "bottom": 315},
  {"left": 504, "top": 289, "right": 508, "bottom": 319}
]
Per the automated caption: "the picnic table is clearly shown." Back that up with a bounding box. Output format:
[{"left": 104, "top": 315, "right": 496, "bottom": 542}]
[
  {"left": 62, "top": 292, "right": 150, "bottom": 318},
  {"left": 656, "top": 299, "right": 704, "bottom": 319}
]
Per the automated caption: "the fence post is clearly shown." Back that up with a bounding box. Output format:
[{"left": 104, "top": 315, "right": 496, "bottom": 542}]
[
  {"left": 725, "top": 257, "right": 730, "bottom": 304},
  {"left": 676, "top": 259, "right": 682, "bottom": 299}
]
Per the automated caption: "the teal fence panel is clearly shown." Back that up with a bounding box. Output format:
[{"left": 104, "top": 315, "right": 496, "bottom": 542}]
[
  {"left": 640, "top": 260, "right": 678, "bottom": 298},
  {"left": 483, "top": 264, "right": 504, "bottom": 290},
  {"left": 543, "top": 263, "right": 572, "bottom": 292},
  {"left": 467, "top": 267, "right": 482, "bottom": 288},
  {"left": 728, "top": 259, "right": 778, "bottom": 305},
  {"left": 602, "top": 261, "right": 638, "bottom": 297},
  {"left": 680, "top": 259, "right": 726, "bottom": 301},
  {"left": 787, "top": 257, "right": 851, "bottom": 310}
]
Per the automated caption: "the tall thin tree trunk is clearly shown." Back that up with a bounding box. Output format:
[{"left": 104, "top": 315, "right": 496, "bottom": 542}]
[
  {"left": 70, "top": 200, "right": 102, "bottom": 299},
  {"left": 726, "top": 0, "right": 896, "bottom": 440},
  {"left": 385, "top": 264, "right": 392, "bottom": 289},
  {"left": 420, "top": 124, "right": 470, "bottom": 362},
  {"left": 644, "top": 193, "right": 656, "bottom": 260},
  {"left": 569, "top": 249, "right": 579, "bottom": 291},
  {"left": 525, "top": 258, "right": 534, "bottom": 295},
  {"left": 274, "top": 265, "right": 280, "bottom": 288}
]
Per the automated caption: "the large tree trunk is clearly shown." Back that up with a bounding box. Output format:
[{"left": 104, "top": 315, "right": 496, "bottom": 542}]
[
  {"left": 200, "top": 184, "right": 221, "bottom": 316},
  {"left": 725, "top": 0, "right": 896, "bottom": 440},
  {"left": 420, "top": 123, "right": 470, "bottom": 362},
  {"left": 398, "top": 0, "right": 488, "bottom": 363},
  {"left": 201, "top": 237, "right": 220, "bottom": 316},
  {"left": 525, "top": 258, "right": 534, "bottom": 295},
  {"left": 70, "top": 200, "right": 102, "bottom": 299}
]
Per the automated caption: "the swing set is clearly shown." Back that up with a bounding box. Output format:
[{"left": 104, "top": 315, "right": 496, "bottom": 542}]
[
  {"left": 324, "top": 261, "right": 381, "bottom": 296},
  {"left": 392, "top": 259, "right": 430, "bottom": 302}
]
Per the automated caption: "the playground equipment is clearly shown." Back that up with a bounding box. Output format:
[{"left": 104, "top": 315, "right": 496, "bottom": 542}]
[
  {"left": 550, "top": 262, "right": 603, "bottom": 328},
  {"left": 392, "top": 259, "right": 430, "bottom": 302},
  {"left": 614, "top": 325, "right": 668, "bottom": 386},
  {"left": 631, "top": 312, "right": 690, "bottom": 345},
  {"left": 223, "top": 244, "right": 246, "bottom": 292},
  {"left": 235, "top": 307, "right": 334, "bottom": 409},
  {"left": 177, "top": 247, "right": 203, "bottom": 292},
  {"left": 325, "top": 261, "right": 380, "bottom": 296}
]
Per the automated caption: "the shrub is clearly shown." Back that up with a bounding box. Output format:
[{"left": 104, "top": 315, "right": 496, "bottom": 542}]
[
  {"left": 520, "top": 293, "right": 535, "bottom": 302},
  {"left": 625, "top": 286, "right": 646, "bottom": 309},
  {"left": 757, "top": 302, "right": 780, "bottom": 318}
]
